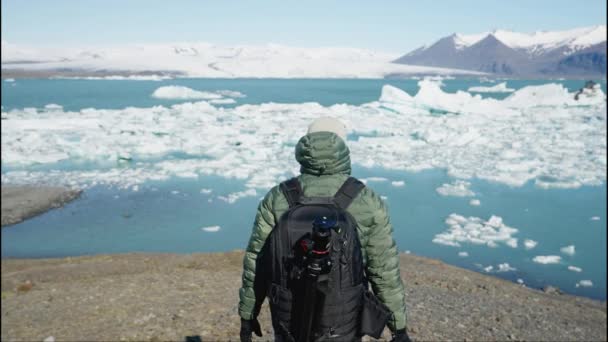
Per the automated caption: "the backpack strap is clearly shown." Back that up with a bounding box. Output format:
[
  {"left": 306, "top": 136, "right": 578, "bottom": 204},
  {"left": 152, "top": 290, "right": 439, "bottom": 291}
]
[
  {"left": 279, "top": 177, "right": 302, "bottom": 208},
  {"left": 333, "top": 177, "right": 365, "bottom": 210}
]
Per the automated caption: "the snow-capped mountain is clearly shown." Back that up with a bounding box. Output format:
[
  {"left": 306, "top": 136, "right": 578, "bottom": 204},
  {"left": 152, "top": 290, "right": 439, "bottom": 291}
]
[
  {"left": 394, "top": 25, "right": 607, "bottom": 77},
  {"left": 1, "top": 41, "right": 483, "bottom": 78}
]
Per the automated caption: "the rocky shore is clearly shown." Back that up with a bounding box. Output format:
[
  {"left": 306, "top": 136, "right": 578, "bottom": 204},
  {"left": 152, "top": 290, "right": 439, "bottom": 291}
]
[
  {"left": 1, "top": 186, "right": 82, "bottom": 227},
  {"left": 1, "top": 251, "right": 606, "bottom": 342}
]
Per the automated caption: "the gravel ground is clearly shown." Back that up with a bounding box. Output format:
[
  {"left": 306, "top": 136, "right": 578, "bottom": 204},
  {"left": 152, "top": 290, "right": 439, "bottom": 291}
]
[
  {"left": 1, "top": 251, "right": 605, "bottom": 342},
  {"left": 1, "top": 186, "right": 81, "bottom": 227}
]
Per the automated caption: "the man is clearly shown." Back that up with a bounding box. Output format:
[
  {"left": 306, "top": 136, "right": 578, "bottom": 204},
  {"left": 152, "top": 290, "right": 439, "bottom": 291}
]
[{"left": 239, "top": 117, "right": 409, "bottom": 341}]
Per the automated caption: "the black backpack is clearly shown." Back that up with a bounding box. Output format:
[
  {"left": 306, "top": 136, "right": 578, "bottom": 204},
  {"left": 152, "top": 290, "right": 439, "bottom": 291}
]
[{"left": 260, "top": 176, "right": 368, "bottom": 341}]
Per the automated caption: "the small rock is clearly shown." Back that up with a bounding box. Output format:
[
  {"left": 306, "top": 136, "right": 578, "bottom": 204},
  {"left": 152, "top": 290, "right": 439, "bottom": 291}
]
[
  {"left": 43, "top": 337, "right": 55, "bottom": 342},
  {"left": 542, "top": 285, "right": 562, "bottom": 295}
]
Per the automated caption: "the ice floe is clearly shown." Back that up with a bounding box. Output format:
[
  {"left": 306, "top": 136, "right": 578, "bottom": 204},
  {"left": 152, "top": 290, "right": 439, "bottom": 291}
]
[
  {"left": 523, "top": 239, "right": 538, "bottom": 250},
  {"left": 560, "top": 245, "right": 576, "bottom": 256},
  {"left": 590, "top": 216, "right": 600, "bottom": 221},
  {"left": 217, "top": 188, "right": 257, "bottom": 204},
  {"left": 568, "top": 266, "right": 583, "bottom": 272},
  {"left": 468, "top": 82, "right": 515, "bottom": 93},
  {"left": 469, "top": 199, "right": 481, "bottom": 206},
  {"left": 1, "top": 80, "right": 606, "bottom": 191},
  {"left": 436, "top": 180, "right": 475, "bottom": 197},
  {"left": 200, "top": 188, "right": 213, "bottom": 194},
  {"left": 151, "top": 86, "right": 223, "bottom": 100},
  {"left": 458, "top": 251, "right": 469, "bottom": 257},
  {"left": 201, "top": 225, "right": 221, "bottom": 232},
  {"left": 532, "top": 255, "right": 561, "bottom": 264},
  {"left": 391, "top": 180, "right": 405, "bottom": 187},
  {"left": 575, "top": 280, "right": 593, "bottom": 288},
  {"left": 433, "top": 214, "right": 518, "bottom": 248}
]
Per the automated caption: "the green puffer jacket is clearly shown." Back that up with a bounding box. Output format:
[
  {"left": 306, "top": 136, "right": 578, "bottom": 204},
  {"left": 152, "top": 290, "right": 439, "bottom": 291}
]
[{"left": 238, "top": 131, "right": 407, "bottom": 332}]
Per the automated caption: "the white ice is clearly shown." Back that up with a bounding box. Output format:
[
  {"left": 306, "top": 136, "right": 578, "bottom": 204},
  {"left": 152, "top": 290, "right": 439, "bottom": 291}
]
[
  {"left": 532, "top": 255, "right": 561, "bottom": 264},
  {"left": 458, "top": 251, "right": 468, "bottom": 257},
  {"left": 523, "top": 239, "right": 538, "bottom": 250},
  {"left": 436, "top": 180, "right": 475, "bottom": 197},
  {"left": 1, "top": 80, "right": 606, "bottom": 192},
  {"left": 151, "top": 86, "right": 223, "bottom": 100},
  {"left": 433, "top": 214, "right": 518, "bottom": 248},
  {"left": 469, "top": 199, "right": 481, "bottom": 206},
  {"left": 391, "top": 180, "right": 405, "bottom": 187},
  {"left": 590, "top": 216, "right": 600, "bottom": 221},
  {"left": 568, "top": 266, "right": 583, "bottom": 272},
  {"left": 560, "top": 245, "right": 576, "bottom": 256},
  {"left": 468, "top": 82, "right": 515, "bottom": 93},
  {"left": 575, "top": 280, "right": 593, "bottom": 288},
  {"left": 201, "top": 225, "right": 221, "bottom": 232}
]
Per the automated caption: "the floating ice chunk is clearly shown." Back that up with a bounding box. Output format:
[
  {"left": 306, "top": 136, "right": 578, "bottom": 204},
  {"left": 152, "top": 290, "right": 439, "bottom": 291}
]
[
  {"left": 532, "top": 255, "right": 561, "bottom": 264},
  {"left": 523, "top": 239, "right": 538, "bottom": 250},
  {"left": 44, "top": 104, "right": 63, "bottom": 111},
  {"left": 4, "top": 78, "right": 15, "bottom": 82},
  {"left": 132, "top": 185, "right": 139, "bottom": 192},
  {"left": 568, "top": 266, "right": 583, "bottom": 272},
  {"left": 361, "top": 177, "right": 388, "bottom": 183},
  {"left": 560, "top": 245, "right": 575, "bottom": 256},
  {"left": 379, "top": 85, "right": 414, "bottom": 104},
  {"left": 517, "top": 278, "right": 524, "bottom": 284},
  {"left": 458, "top": 251, "right": 468, "bottom": 257},
  {"left": 436, "top": 180, "right": 475, "bottom": 197},
  {"left": 483, "top": 265, "right": 493, "bottom": 272},
  {"left": 497, "top": 263, "right": 516, "bottom": 272},
  {"left": 380, "top": 195, "right": 388, "bottom": 200},
  {"left": 468, "top": 82, "right": 515, "bottom": 93},
  {"left": 209, "top": 98, "right": 237, "bottom": 104},
  {"left": 200, "top": 188, "right": 213, "bottom": 194},
  {"left": 469, "top": 199, "right": 481, "bottom": 206},
  {"left": 171, "top": 190, "right": 179, "bottom": 194},
  {"left": 216, "top": 90, "right": 246, "bottom": 98},
  {"left": 590, "top": 216, "right": 600, "bottom": 221},
  {"left": 391, "top": 180, "right": 405, "bottom": 187},
  {"left": 575, "top": 280, "right": 593, "bottom": 288},
  {"left": 433, "top": 214, "right": 518, "bottom": 248},
  {"left": 151, "top": 86, "right": 223, "bottom": 100},
  {"left": 201, "top": 225, "right": 221, "bottom": 232},
  {"left": 218, "top": 188, "right": 257, "bottom": 204}
]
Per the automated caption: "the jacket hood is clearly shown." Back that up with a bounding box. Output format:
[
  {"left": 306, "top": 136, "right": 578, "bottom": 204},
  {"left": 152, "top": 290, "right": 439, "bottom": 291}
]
[{"left": 295, "top": 131, "right": 351, "bottom": 176}]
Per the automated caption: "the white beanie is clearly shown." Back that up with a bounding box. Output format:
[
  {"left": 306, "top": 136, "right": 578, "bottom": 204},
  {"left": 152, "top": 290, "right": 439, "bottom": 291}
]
[{"left": 307, "top": 117, "right": 347, "bottom": 140}]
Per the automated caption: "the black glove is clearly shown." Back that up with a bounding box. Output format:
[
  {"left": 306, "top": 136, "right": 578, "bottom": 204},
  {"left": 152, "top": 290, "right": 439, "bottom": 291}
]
[
  {"left": 391, "top": 328, "right": 412, "bottom": 342},
  {"left": 240, "top": 318, "right": 263, "bottom": 342}
]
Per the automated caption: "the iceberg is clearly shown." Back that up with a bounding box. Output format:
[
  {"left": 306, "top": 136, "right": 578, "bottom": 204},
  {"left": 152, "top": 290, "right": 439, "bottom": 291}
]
[{"left": 468, "top": 82, "right": 515, "bottom": 93}]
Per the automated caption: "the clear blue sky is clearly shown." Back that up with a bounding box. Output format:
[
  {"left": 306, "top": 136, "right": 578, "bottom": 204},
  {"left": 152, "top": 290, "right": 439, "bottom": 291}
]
[{"left": 2, "top": 0, "right": 606, "bottom": 53}]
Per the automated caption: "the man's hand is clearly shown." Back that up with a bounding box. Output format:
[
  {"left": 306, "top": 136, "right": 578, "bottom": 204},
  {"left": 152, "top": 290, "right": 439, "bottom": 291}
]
[
  {"left": 391, "top": 328, "right": 412, "bottom": 342},
  {"left": 240, "top": 318, "right": 263, "bottom": 342}
]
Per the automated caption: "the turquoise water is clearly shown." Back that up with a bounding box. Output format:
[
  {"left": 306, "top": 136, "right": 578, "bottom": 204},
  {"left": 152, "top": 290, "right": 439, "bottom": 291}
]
[
  {"left": 2, "top": 78, "right": 606, "bottom": 111},
  {"left": 1, "top": 77, "right": 606, "bottom": 301}
]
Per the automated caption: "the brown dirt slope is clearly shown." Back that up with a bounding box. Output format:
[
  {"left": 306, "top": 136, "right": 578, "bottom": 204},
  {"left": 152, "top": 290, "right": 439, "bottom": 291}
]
[{"left": 1, "top": 252, "right": 606, "bottom": 341}]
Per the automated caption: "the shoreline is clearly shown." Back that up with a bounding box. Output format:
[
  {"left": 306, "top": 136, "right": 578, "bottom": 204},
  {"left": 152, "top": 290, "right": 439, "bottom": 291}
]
[
  {"left": 1, "top": 251, "right": 606, "bottom": 341},
  {"left": 1, "top": 185, "right": 82, "bottom": 227}
]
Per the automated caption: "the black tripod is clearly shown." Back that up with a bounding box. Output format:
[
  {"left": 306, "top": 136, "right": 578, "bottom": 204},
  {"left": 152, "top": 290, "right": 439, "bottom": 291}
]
[{"left": 295, "top": 217, "right": 336, "bottom": 342}]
